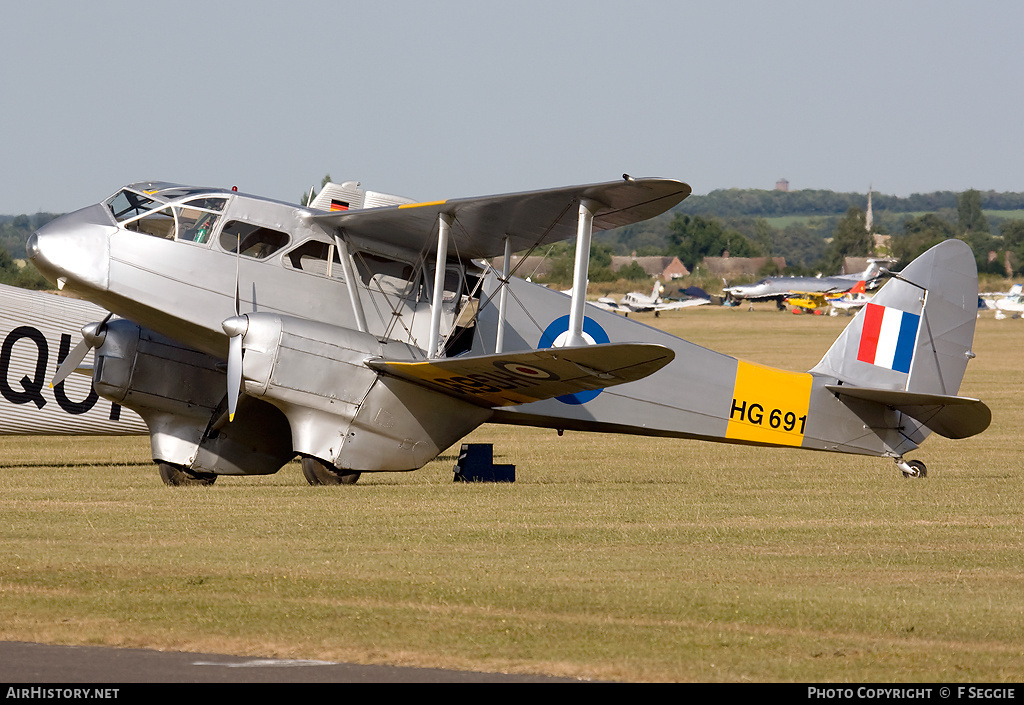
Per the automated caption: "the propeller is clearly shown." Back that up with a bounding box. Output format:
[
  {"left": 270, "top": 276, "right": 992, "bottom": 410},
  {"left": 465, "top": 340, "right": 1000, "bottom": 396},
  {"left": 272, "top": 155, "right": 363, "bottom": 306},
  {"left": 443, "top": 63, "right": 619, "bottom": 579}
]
[
  {"left": 49, "top": 313, "right": 113, "bottom": 387},
  {"left": 221, "top": 228, "right": 245, "bottom": 422},
  {"left": 222, "top": 315, "right": 248, "bottom": 422}
]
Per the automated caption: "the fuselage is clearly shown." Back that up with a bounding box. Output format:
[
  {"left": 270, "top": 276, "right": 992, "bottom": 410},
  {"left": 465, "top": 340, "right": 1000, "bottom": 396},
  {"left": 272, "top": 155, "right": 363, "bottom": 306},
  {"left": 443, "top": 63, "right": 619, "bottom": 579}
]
[
  {"left": 28, "top": 183, "right": 468, "bottom": 361},
  {"left": 724, "top": 274, "right": 868, "bottom": 301}
]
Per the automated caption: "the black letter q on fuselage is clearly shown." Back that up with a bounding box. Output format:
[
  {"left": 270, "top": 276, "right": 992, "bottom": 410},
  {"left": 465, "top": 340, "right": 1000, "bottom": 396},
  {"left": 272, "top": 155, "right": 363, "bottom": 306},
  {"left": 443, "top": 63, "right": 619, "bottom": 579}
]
[{"left": 0, "top": 326, "right": 48, "bottom": 409}]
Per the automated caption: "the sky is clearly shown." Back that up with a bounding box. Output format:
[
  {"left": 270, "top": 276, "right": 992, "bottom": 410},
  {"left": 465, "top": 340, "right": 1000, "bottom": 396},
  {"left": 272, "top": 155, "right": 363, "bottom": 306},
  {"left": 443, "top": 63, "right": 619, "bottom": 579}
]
[{"left": 1, "top": 0, "right": 1022, "bottom": 214}]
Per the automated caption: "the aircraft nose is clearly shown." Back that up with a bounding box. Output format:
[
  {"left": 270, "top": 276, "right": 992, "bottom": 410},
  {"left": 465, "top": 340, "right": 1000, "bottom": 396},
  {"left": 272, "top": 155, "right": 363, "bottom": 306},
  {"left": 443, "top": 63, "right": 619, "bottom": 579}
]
[
  {"left": 28, "top": 203, "right": 112, "bottom": 293},
  {"left": 25, "top": 233, "right": 39, "bottom": 260}
]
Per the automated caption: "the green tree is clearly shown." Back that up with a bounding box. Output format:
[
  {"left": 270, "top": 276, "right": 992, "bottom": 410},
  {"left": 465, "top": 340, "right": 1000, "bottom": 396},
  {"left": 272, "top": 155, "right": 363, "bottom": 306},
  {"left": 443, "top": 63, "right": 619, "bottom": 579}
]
[
  {"left": 771, "top": 223, "right": 828, "bottom": 271},
  {"left": 890, "top": 214, "right": 956, "bottom": 266},
  {"left": 1000, "top": 220, "right": 1024, "bottom": 275},
  {"left": 301, "top": 173, "right": 333, "bottom": 206},
  {"left": 821, "top": 208, "right": 873, "bottom": 273},
  {"left": 666, "top": 214, "right": 760, "bottom": 270},
  {"left": 0, "top": 245, "right": 51, "bottom": 290},
  {"left": 616, "top": 261, "right": 650, "bottom": 281},
  {"left": 957, "top": 189, "right": 990, "bottom": 235}
]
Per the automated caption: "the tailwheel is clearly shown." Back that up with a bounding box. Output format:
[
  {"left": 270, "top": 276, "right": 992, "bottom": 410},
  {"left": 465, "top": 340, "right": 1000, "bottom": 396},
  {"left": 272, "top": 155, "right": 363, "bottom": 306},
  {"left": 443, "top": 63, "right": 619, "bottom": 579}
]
[
  {"left": 301, "top": 456, "right": 360, "bottom": 485},
  {"left": 157, "top": 462, "right": 217, "bottom": 486},
  {"left": 897, "top": 458, "right": 928, "bottom": 479}
]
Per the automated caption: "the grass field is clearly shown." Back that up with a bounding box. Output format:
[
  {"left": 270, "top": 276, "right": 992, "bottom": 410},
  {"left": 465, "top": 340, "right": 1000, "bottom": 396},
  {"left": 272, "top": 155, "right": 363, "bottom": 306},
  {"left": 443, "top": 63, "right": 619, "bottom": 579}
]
[{"left": 0, "top": 306, "right": 1021, "bottom": 682}]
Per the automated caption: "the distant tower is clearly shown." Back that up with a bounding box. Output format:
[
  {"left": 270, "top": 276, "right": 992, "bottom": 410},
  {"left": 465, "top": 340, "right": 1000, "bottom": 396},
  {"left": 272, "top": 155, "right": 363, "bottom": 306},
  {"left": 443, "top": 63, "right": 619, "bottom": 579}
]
[
  {"left": 775, "top": 178, "right": 789, "bottom": 192},
  {"left": 865, "top": 186, "right": 874, "bottom": 233}
]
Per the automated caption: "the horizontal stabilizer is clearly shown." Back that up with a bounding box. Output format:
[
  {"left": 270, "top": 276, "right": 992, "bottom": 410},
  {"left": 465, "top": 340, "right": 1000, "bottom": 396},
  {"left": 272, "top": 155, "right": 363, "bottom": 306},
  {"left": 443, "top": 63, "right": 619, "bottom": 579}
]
[
  {"left": 369, "top": 343, "right": 675, "bottom": 408},
  {"left": 826, "top": 385, "right": 991, "bottom": 439}
]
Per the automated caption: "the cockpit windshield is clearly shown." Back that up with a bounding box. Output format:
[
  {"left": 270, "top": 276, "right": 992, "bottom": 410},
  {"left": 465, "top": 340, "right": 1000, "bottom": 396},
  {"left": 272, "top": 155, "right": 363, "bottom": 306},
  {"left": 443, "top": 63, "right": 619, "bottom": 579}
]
[{"left": 107, "top": 189, "right": 161, "bottom": 222}]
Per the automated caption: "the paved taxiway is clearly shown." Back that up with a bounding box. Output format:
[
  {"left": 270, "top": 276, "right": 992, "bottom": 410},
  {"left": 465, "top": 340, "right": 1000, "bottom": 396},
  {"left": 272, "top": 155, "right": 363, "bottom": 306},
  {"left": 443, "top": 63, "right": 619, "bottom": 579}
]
[{"left": 0, "top": 642, "right": 583, "bottom": 683}]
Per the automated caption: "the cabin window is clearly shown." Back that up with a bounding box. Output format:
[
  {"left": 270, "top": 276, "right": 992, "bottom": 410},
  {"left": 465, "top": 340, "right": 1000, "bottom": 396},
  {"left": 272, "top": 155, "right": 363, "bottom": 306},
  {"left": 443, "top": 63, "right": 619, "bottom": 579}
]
[
  {"left": 284, "top": 240, "right": 345, "bottom": 280},
  {"left": 355, "top": 252, "right": 421, "bottom": 300},
  {"left": 220, "top": 221, "right": 290, "bottom": 259}
]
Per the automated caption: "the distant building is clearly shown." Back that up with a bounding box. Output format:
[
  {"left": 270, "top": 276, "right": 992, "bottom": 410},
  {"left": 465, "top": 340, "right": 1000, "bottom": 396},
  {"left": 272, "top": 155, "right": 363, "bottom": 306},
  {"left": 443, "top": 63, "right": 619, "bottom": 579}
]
[
  {"left": 610, "top": 254, "right": 689, "bottom": 280},
  {"left": 702, "top": 256, "right": 787, "bottom": 277},
  {"left": 842, "top": 257, "right": 873, "bottom": 276},
  {"left": 775, "top": 178, "right": 790, "bottom": 192},
  {"left": 489, "top": 253, "right": 689, "bottom": 281}
]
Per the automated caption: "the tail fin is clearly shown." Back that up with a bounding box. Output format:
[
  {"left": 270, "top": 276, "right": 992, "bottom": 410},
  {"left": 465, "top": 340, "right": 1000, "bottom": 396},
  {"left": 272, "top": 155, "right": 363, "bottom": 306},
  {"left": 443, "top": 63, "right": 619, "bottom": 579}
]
[
  {"left": 812, "top": 239, "right": 989, "bottom": 439},
  {"left": 862, "top": 260, "right": 883, "bottom": 279},
  {"left": 848, "top": 280, "right": 867, "bottom": 295},
  {"left": 813, "top": 239, "right": 978, "bottom": 394}
]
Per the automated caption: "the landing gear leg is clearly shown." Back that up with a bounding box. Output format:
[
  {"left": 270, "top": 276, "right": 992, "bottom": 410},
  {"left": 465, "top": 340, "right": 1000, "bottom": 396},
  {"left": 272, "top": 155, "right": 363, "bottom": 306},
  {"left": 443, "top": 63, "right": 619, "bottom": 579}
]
[
  {"left": 157, "top": 461, "right": 217, "bottom": 486},
  {"left": 895, "top": 458, "right": 927, "bottom": 479},
  {"left": 301, "top": 456, "right": 361, "bottom": 485}
]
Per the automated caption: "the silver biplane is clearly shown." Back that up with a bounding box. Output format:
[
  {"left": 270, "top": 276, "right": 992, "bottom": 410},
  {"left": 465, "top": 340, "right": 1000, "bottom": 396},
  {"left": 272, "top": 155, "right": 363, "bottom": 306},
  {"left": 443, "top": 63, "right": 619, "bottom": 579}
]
[{"left": 27, "top": 176, "right": 989, "bottom": 485}]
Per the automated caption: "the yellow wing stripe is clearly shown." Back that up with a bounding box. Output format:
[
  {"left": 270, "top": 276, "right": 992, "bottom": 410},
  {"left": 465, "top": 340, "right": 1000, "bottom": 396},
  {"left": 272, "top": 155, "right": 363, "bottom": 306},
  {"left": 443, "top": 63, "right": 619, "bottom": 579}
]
[
  {"left": 398, "top": 200, "right": 448, "bottom": 209},
  {"left": 725, "top": 361, "right": 812, "bottom": 447}
]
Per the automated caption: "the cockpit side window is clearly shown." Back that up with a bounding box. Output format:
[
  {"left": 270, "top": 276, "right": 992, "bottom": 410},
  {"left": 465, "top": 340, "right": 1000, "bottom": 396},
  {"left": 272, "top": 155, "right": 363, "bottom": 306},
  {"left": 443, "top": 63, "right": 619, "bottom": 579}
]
[
  {"left": 176, "top": 197, "right": 227, "bottom": 245},
  {"left": 220, "top": 221, "right": 289, "bottom": 259},
  {"left": 284, "top": 240, "right": 345, "bottom": 280},
  {"left": 111, "top": 190, "right": 228, "bottom": 244},
  {"left": 125, "top": 206, "right": 175, "bottom": 239}
]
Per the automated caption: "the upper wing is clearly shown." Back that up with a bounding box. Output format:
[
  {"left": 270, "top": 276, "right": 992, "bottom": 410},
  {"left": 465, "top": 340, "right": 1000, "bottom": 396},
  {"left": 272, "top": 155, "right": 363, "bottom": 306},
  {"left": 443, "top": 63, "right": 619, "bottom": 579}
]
[
  {"left": 368, "top": 343, "right": 675, "bottom": 407},
  {"left": 310, "top": 178, "right": 691, "bottom": 261}
]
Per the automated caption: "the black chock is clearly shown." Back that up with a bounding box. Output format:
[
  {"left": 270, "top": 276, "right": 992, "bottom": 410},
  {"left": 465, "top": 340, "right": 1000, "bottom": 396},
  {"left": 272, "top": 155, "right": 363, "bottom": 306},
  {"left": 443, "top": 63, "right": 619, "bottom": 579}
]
[{"left": 453, "top": 443, "right": 515, "bottom": 483}]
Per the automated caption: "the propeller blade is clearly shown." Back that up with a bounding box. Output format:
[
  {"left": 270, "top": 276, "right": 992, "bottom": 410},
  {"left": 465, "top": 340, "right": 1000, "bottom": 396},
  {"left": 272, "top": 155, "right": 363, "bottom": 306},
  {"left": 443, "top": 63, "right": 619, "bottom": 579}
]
[
  {"left": 234, "top": 232, "right": 241, "bottom": 316},
  {"left": 227, "top": 333, "right": 242, "bottom": 421},
  {"left": 222, "top": 315, "right": 249, "bottom": 422},
  {"left": 50, "top": 338, "right": 91, "bottom": 387},
  {"left": 49, "top": 314, "right": 112, "bottom": 387}
]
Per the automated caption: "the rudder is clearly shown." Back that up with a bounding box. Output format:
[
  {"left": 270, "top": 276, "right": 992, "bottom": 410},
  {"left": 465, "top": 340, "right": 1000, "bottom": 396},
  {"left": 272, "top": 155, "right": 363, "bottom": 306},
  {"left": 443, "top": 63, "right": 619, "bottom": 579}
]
[{"left": 812, "top": 239, "right": 980, "bottom": 397}]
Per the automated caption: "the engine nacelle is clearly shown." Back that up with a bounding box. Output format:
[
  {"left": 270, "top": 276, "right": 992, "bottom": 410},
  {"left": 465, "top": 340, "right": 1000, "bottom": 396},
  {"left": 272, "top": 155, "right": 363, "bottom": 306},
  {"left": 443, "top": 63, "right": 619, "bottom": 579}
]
[
  {"left": 238, "top": 313, "right": 492, "bottom": 472},
  {"left": 92, "top": 318, "right": 293, "bottom": 476}
]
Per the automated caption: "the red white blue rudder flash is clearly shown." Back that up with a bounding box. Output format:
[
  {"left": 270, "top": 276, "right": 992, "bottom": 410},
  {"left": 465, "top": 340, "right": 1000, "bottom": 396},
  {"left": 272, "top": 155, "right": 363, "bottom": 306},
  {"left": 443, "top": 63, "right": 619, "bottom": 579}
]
[{"left": 856, "top": 303, "right": 921, "bottom": 374}]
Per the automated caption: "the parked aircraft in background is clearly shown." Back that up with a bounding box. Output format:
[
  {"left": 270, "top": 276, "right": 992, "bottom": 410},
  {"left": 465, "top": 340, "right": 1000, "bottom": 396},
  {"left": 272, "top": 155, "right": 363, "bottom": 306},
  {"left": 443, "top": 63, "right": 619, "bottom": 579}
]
[
  {"left": 827, "top": 280, "right": 873, "bottom": 316},
  {"left": 994, "top": 284, "right": 1023, "bottom": 319},
  {"left": 723, "top": 260, "right": 886, "bottom": 310},
  {"left": 594, "top": 280, "right": 709, "bottom": 315},
  {"left": 27, "top": 176, "right": 987, "bottom": 486},
  {"left": 783, "top": 281, "right": 873, "bottom": 316},
  {"left": 784, "top": 291, "right": 830, "bottom": 315}
]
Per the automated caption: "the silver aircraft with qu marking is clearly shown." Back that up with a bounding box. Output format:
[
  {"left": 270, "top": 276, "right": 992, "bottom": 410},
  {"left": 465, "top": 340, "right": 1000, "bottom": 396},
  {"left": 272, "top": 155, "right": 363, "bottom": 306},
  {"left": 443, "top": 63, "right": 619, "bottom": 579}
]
[{"left": 27, "top": 176, "right": 989, "bottom": 485}]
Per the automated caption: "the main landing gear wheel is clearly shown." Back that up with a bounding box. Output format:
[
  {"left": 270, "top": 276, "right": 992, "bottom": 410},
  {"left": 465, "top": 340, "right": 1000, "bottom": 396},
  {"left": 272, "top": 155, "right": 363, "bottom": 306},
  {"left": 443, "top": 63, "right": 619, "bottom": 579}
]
[
  {"left": 898, "top": 459, "right": 928, "bottom": 479},
  {"left": 157, "top": 462, "right": 217, "bottom": 486},
  {"left": 301, "top": 456, "right": 361, "bottom": 485}
]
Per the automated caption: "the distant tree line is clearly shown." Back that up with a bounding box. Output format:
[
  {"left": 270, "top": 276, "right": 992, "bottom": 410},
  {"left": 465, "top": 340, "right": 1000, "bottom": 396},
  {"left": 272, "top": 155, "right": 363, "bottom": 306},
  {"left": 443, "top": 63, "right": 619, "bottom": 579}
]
[
  {"left": 0, "top": 214, "right": 57, "bottom": 289},
  {"left": 675, "top": 188, "right": 1024, "bottom": 218},
  {"left": 590, "top": 188, "right": 1024, "bottom": 282}
]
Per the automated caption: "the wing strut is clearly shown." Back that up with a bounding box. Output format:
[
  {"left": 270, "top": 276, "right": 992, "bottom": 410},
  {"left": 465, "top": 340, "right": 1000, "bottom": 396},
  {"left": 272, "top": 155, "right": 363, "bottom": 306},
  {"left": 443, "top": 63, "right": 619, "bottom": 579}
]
[
  {"left": 334, "top": 232, "right": 368, "bottom": 334},
  {"left": 427, "top": 213, "right": 452, "bottom": 358},
  {"left": 495, "top": 235, "right": 512, "bottom": 354},
  {"left": 565, "top": 200, "right": 599, "bottom": 347}
]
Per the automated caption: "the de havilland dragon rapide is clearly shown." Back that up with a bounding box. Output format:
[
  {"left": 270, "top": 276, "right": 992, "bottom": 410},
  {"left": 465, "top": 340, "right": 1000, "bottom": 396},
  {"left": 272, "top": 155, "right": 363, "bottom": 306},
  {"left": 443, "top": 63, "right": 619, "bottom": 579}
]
[{"left": 23, "top": 175, "right": 989, "bottom": 485}]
